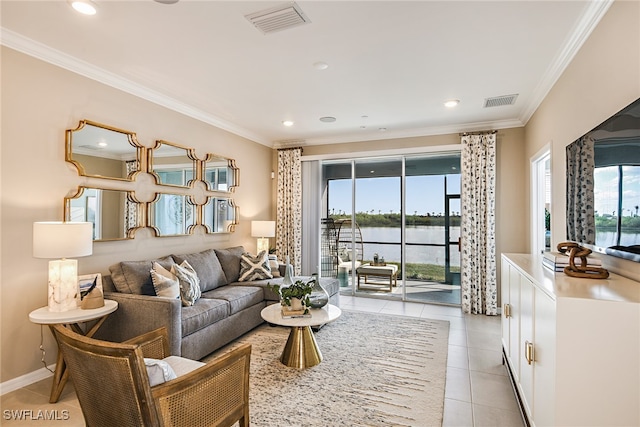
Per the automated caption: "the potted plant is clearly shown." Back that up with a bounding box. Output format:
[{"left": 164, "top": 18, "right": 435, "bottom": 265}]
[{"left": 268, "top": 279, "right": 313, "bottom": 313}]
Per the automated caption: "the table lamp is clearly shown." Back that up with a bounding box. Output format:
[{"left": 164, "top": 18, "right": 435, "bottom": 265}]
[
  {"left": 251, "top": 220, "right": 275, "bottom": 254},
  {"left": 33, "top": 221, "right": 93, "bottom": 312}
]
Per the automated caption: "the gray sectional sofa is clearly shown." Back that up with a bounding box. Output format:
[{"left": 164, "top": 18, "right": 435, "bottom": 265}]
[{"left": 94, "top": 246, "right": 340, "bottom": 360}]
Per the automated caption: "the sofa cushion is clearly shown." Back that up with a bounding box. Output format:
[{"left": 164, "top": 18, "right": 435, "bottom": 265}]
[
  {"left": 181, "top": 298, "right": 229, "bottom": 337},
  {"left": 109, "top": 256, "right": 175, "bottom": 295},
  {"left": 238, "top": 251, "right": 272, "bottom": 281},
  {"left": 201, "top": 286, "right": 264, "bottom": 315},
  {"left": 173, "top": 249, "right": 227, "bottom": 292},
  {"left": 214, "top": 246, "right": 245, "bottom": 283}
]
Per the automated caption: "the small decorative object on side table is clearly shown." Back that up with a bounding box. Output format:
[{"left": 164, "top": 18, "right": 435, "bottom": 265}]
[{"left": 29, "top": 300, "right": 118, "bottom": 403}]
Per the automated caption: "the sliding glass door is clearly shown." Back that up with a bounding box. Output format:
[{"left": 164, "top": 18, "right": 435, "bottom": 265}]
[{"left": 322, "top": 152, "right": 461, "bottom": 305}]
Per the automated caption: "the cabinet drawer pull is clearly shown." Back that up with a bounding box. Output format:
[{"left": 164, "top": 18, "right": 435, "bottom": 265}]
[
  {"left": 525, "top": 341, "right": 535, "bottom": 365},
  {"left": 504, "top": 303, "right": 511, "bottom": 318}
]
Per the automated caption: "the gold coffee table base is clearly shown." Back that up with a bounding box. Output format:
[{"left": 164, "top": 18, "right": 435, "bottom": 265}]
[{"left": 281, "top": 326, "right": 323, "bottom": 369}]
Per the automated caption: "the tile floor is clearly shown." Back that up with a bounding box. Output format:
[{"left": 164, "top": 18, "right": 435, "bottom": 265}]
[
  {"left": 340, "top": 295, "right": 525, "bottom": 427},
  {"left": 1, "top": 296, "right": 525, "bottom": 426}
]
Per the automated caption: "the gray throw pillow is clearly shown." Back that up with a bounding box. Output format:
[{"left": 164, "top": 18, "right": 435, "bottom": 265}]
[
  {"left": 173, "top": 261, "right": 201, "bottom": 306},
  {"left": 172, "top": 249, "right": 227, "bottom": 292},
  {"left": 238, "top": 251, "right": 273, "bottom": 281},
  {"left": 214, "top": 246, "right": 245, "bottom": 283},
  {"left": 109, "top": 256, "right": 175, "bottom": 295}
]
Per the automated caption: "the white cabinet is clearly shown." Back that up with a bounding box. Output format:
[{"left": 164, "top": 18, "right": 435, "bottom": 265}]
[{"left": 501, "top": 253, "right": 640, "bottom": 427}]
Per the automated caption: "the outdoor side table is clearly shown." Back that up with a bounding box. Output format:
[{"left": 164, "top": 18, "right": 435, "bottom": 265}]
[{"left": 29, "top": 300, "right": 118, "bottom": 403}]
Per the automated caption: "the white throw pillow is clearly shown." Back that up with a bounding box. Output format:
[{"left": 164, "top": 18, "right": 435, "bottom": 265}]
[
  {"left": 150, "top": 262, "right": 180, "bottom": 299},
  {"left": 173, "top": 260, "right": 201, "bottom": 306},
  {"left": 144, "top": 358, "right": 177, "bottom": 387}
]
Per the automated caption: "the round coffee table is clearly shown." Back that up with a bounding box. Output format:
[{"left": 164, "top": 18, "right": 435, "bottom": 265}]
[{"left": 260, "top": 303, "right": 341, "bottom": 369}]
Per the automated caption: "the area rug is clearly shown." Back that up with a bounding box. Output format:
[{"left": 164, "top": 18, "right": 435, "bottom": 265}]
[{"left": 205, "top": 310, "right": 449, "bottom": 427}]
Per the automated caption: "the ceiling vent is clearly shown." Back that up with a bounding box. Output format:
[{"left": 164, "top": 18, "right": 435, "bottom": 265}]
[
  {"left": 483, "top": 94, "right": 518, "bottom": 108},
  {"left": 245, "top": 2, "right": 310, "bottom": 35}
]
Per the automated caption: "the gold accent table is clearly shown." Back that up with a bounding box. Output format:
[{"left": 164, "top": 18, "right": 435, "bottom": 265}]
[
  {"left": 260, "top": 304, "right": 341, "bottom": 369},
  {"left": 28, "top": 300, "right": 118, "bottom": 403}
]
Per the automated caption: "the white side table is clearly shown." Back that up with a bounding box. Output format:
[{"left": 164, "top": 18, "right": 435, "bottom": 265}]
[
  {"left": 29, "top": 300, "right": 118, "bottom": 403},
  {"left": 260, "top": 303, "right": 341, "bottom": 369}
]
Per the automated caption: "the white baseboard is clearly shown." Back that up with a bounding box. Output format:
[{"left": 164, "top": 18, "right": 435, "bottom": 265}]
[{"left": 0, "top": 365, "right": 54, "bottom": 396}]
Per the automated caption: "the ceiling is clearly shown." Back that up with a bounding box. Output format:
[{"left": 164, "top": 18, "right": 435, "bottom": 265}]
[{"left": 0, "top": 1, "right": 612, "bottom": 147}]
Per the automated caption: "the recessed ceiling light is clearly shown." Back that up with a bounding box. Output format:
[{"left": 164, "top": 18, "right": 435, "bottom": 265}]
[
  {"left": 313, "top": 62, "right": 329, "bottom": 70},
  {"left": 319, "top": 116, "right": 336, "bottom": 123},
  {"left": 154, "top": 0, "right": 179, "bottom": 3},
  {"left": 378, "top": 127, "right": 387, "bottom": 132},
  {"left": 444, "top": 99, "right": 460, "bottom": 108},
  {"left": 69, "top": 0, "right": 97, "bottom": 15},
  {"left": 282, "top": 120, "right": 294, "bottom": 127}
]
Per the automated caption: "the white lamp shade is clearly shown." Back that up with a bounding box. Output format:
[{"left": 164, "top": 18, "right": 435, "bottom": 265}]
[
  {"left": 251, "top": 221, "right": 276, "bottom": 238},
  {"left": 33, "top": 222, "right": 93, "bottom": 259}
]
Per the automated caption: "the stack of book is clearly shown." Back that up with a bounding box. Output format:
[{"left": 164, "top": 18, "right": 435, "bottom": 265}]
[
  {"left": 281, "top": 308, "right": 311, "bottom": 318},
  {"left": 542, "top": 251, "right": 602, "bottom": 272}
]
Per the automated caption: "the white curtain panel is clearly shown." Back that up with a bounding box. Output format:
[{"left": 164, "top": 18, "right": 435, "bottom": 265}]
[
  {"left": 566, "top": 135, "right": 596, "bottom": 244},
  {"left": 460, "top": 133, "right": 497, "bottom": 315},
  {"left": 276, "top": 148, "right": 303, "bottom": 275}
]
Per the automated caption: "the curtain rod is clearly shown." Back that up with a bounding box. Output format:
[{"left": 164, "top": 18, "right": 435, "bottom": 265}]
[{"left": 459, "top": 130, "right": 498, "bottom": 136}]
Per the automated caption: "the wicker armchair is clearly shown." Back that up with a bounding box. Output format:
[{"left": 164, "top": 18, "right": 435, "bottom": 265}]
[{"left": 52, "top": 325, "right": 251, "bottom": 427}]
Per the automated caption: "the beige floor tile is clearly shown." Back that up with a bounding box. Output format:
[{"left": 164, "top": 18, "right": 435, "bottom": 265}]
[
  {"left": 0, "top": 388, "right": 84, "bottom": 426},
  {"left": 448, "top": 328, "right": 468, "bottom": 347},
  {"left": 468, "top": 347, "right": 508, "bottom": 376},
  {"left": 466, "top": 330, "right": 502, "bottom": 351},
  {"left": 469, "top": 371, "right": 521, "bottom": 412},
  {"left": 443, "top": 398, "right": 474, "bottom": 427},
  {"left": 445, "top": 366, "right": 472, "bottom": 403},
  {"left": 447, "top": 345, "right": 470, "bottom": 370},
  {"left": 472, "top": 403, "right": 525, "bottom": 427}
]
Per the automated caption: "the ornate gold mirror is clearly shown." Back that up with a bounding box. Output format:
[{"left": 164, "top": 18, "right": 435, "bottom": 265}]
[
  {"left": 203, "top": 154, "right": 239, "bottom": 192},
  {"left": 203, "top": 197, "right": 237, "bottom": 233},
  {"left": 149, "top": 193, "right": 196, "bottom": 236},
  {"left": 66, "top": 120, "right": 142, "bottom": 181},
  {"left": 150, "top": 140, "right": 197, "bottom": 188},
  {"left": 65, "top": 187, "right": 141, "bottom": 241}
]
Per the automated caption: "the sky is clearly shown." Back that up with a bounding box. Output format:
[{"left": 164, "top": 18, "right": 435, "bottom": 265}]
[
  {"left": 594, "top": 166, "right": 640, "bottom": 217},
  {"left": 328, "top": 174, "right": 461, "bottom": 216}
]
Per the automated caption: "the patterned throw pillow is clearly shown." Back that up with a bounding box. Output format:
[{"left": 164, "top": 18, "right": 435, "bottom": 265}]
[
  {"left": 238, "top": 251, "right": 273, "bottom": 281},
  {"left": 173, "top": 261, "right": 201, "bottom": 307},
  {"left": 150, "top": 262, "right": 180, "bottom": 299}
]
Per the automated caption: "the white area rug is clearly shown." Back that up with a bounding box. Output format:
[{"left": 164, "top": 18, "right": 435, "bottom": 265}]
[{"left": 206, "top": 310, "right": 449, "bottom": 427}]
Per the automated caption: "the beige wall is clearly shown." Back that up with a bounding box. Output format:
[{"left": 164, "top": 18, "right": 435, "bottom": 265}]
[
  {"left": 0, "top": 47, "right": 273, "bottom": 382},
  {"left": 524, "top": 0, "right": 640, "bottom": 281}
]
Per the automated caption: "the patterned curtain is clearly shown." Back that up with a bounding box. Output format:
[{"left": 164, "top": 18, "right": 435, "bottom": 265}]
[
  {"left": 566, "top": 135, "right": 596, "bottom": 244},
  {"left": 124, "top": 160, "right": 138, "bottom": 234},
  {"left": 460, "top": 133, "right": 497, "bottom": 315},
  {"left": 276, "top": 148, "right": 303, "bottom": 275}
]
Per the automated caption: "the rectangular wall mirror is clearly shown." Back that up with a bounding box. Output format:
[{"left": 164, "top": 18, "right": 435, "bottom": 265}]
[
  {"left": 203, "top": 154, "right": 238, "bottom": 192},
  {"left": 66, "top": 120, "right": 142, "bottom": 181},
  {"left": 203, "top": 197, "right": 237, "bottom": 233},
  {"left": 150, "top": 193, "right": 196, "bottom": 236},
  {"left": 65, "top": 187, "right": 139, "bottom": 241},
  {"left": 150, "top": 140, "right": 197, "bottom": 188}
]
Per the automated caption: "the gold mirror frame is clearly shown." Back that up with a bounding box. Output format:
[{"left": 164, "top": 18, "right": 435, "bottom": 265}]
[
  {"left": 64, "top": 187, "right": 142, "bottom": 241},
  {"left": 66, "top": 120, "right": 143, "bottom": 181},
  {"left": 202, "top": 196, "right": 238, "bottom": 233},
  {"left": 202, "top": 154, "right": 239, "bottom": 193},
  {"left": 148, "top": 193, "right": 197, "bottom": 237},
  {"left": 149, "top": 140, "right": 197, "bottom": 189}
]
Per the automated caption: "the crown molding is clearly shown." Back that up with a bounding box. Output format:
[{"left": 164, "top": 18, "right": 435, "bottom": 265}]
[
  {"left": 299, "top": 118, "right": 525, "bottom": 146},
  {"left": 518, "top": 0, "right": 613, "bottom": 124},
  {"left": 0, "top": 28, "right": 272, "bottom": 147}
]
